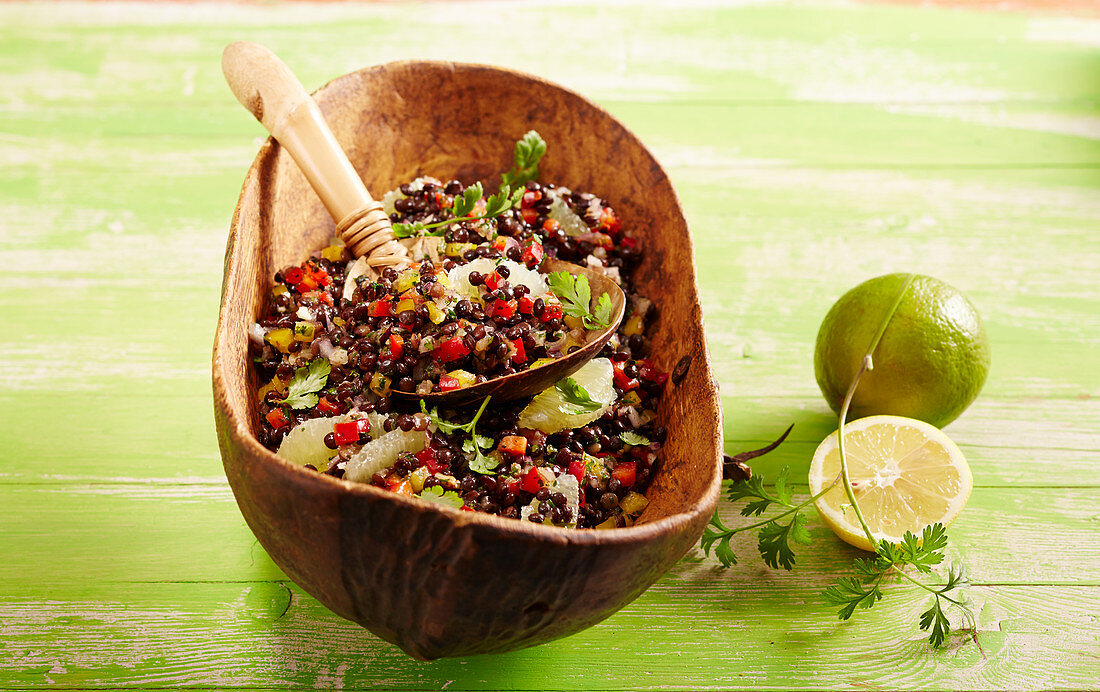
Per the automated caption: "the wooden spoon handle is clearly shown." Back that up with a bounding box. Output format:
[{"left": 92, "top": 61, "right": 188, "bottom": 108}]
[{"left": 222, "top": 41, "right": 406, "bottom": 264}]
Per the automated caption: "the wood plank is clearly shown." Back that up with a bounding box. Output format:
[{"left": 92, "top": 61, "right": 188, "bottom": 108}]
[
  {"left": 0, "top": 484, "right": 1094, "bottom": 586},
  {"left": 1, "top": 582, "right": 1096, "bottom": 689}
]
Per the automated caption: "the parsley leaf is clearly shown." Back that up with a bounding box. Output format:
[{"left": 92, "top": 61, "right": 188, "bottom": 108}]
[
  {"left": 417, "top": 485, "right": 465, "bottom": 509},
  {"left": 619, "top": 431, "right": 652, "bottom": 446},
  {"left": 391, "top": 182, "right": 520, "bottom": 239},
  {"left": 278, "top": 358, "right": 331, "bottom": 409},
  {"left": 501, "top": 130, "right": 546, "bottom": 187},
  {"left": 547, "top": 272, "right": 612, "bottom": 330},
  {"left": 554, "top": 377, "right": 603, "bottom": 415},
  {"left": 451, "top": 182, "right": 484, "bottom": 219},
  {"left": 727, "top": 469, "right": 795, "bottom": 517}
]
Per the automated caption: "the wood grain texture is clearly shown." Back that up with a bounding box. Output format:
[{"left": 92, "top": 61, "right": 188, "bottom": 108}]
[{"left": 1, "top": 0, "right": 1098, "bottom": 688}]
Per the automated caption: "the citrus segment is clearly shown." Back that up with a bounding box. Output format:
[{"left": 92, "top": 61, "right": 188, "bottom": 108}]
[
  {"left": 518, "top": 358, "right": 614, "bottom": 433},
  {"left": 276, "top": 415, "right": 346, "bottom": 469},
  {"left": 808, "top": 415, "right": 973, "bottom": 552}
]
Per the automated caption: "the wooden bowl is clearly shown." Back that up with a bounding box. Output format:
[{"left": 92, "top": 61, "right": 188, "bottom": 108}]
[{"left": 212, "top": 61, "right": 722, "bottom": 660}]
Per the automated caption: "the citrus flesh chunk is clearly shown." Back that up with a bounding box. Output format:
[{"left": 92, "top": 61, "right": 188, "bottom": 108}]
[
  {"left": 808, "top": 415, "right": 973, "bottom": 552},
  {"left": 518, "top": 358, "right": 614, "bottom": 433},
  {"left": 276, "top": 415, "right": 347, "bottom": 469}
]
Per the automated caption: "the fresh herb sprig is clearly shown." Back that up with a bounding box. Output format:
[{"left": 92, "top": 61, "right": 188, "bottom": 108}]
[
  {"left": 703, "top": 274, "right": 978, "bottom": 648},
  {"left": 420, "top": 396, "right": 497, "bottom": 474},
  {"left": 501, "top": 130, "right": 547, "bottom": 188},
  {"left": 700, "top": 462, "right": 817, "bottom": 570},
  {"left": 554, "top": 377, "right": 603, "bottom": 415},
  {"left": 393, "top": 183, "right": 523, "bottom": 239},
  {"left": 277, "top": 358, "right": 331, "bottom": 409},
  {"left": 418, "top": 485, "right": 466, "bottom": 509},
  {"left": 547, "top": 272, "right": 613, "bottom": 330}
]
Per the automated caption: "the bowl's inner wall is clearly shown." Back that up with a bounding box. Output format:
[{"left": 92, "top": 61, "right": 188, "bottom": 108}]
[{"left": 238, "top": 62, "right": 717, "bottom": 525}]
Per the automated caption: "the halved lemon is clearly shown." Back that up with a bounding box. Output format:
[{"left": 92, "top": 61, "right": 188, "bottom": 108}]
[{"left": 808, "top": 415, "right": 973, "bottom": 552}]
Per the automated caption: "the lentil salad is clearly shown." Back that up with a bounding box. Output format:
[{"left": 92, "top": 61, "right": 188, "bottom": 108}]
[{"left": 250, "top": 133, "right": 668, "bottom": 529}]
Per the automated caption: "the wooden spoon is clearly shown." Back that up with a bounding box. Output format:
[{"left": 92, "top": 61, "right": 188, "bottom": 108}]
[{"left": 222, "top": 41, "right": 626, "bottom": 404}]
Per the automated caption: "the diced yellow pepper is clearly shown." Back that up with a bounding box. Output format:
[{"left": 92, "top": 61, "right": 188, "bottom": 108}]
[
  {"left": 563, "top": 315, "right": 584, "bottom": 331},
  {"left": 530, "top": 358, "right": 555, "bottom": 369},
  {"left": 594, "top": 517, "right": 619, "bottom": 530},
  {"left": 409, "top": 466, "right": 430, "bottom": 493},
  {"left": 333, "top": 317, "right": 346, "bottom": 327},
  {"left": 394, "top": 269, "right": 420, "bottom": 293},
  {"left": 256, "top": 376, "right": 288, "bottom": 402},
  {"left": 265, "top": 328, "right": 294, "bottom": 353},
  {"left": 426, "top": 301, "right": 445, "bottom": 324},
  {"left": 395, "top": 298, "right": 417, "bottom": 314},
  {"left": 272, "top": 284, "right": 289, "bottom": 297},
  {"left": 619, "top": 491, "right": 649, "bottom": 517},
  {"left": 321, "top": 244, "right": 345, "bottom": 262},
  {"left": 370, "top": 372, "right": 392, "bottom": 397},
  {"left": 444, "top": 242, "right": 475, "bottom": 258},
  {"left": 622, "top": 391, "right": 642, "bottom": 406},
  {"left": 623, "top": 314, "right": 645, "bottom": 336},
  {"left": 447, "top": 369, "right": 477, "bottom": 388},
  {"left": 293, "top": 321, "right": 317, "bottom": 341}
]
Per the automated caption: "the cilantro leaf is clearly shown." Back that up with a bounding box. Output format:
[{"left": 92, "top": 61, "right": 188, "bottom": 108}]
[
  {"left": 451, "top": 182, "right": 484, "bottom": 219},
  {"left": 483, "top": 184, "right": 523, "bottom": 218},
  {"left": 278, "top": 358, "right": 331, "bottom": 409},
  {"left": 757, "top": 511, "right": 811, "bottom": 570},
  {"left": 619, "top": 431, "right": 652, "bottom": 446},
  {"left": 591, "top": 293, "right": 613, "bottom": 329},
  {"left": 421, "top": 397, "right": 496, "bottom": 474},
  {"left": 919, "top": 595, "right": 951, "bottom": 648},
  {"left": 501, "top": 130, "right": 546, "bottom": 187},
  {"left": 824, "top": 575, "right": 884, "bottom": 620},
  {"left": 547, "top": 272, "right": 613, "bottom": 330},
  {"left": 555, "top": 377, "right": 603, "bottom": 415},
  {"left": 728, "top": 474, "right": 782, "bottom": 516},
  {"left": 700, "top": 511, "right": 737, "bottom": 567},
  {"left": 417, "top": 485, "right": 465, "bottom": 509}
]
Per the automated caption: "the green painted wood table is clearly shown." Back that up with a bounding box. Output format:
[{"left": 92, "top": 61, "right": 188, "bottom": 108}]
[{"left": 2, "top": 1, "right": 1098, "bottom": 689}]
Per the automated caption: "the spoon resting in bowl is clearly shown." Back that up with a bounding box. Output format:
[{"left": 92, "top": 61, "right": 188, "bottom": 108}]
[{"left": 221, "top": 41, "right": 625, "bottom": 404}]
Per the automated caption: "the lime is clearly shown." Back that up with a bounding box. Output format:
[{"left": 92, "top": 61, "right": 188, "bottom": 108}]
[
  {"left": 814, "top": 273, "right": 990, "bottom": 428},
  {"left": 808, "top": 415, "right": 973, "bottom": 551}
]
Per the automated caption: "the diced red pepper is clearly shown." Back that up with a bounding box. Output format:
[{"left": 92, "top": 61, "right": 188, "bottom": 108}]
[
  {"left": 507, "top": 478, "right": 521, "bottom": 494},
  {"left": 620, "top": 235, "right": 638, "bottom": 250},
  {"left": 518, "top": 296, "right": 536, "bottom": 315},
  {"left": 492, "top": 237, "right": 508, "bottom": 251},
  {"left": 499, "top": 435, "right": 528, "bottom": 457},
  {"left": 316, "top": 397, "right": 342, "bottom": 415},
  {"left": 521, "top": 189, "right": 542, "bottom": 208},
  {"left": 309, "top": 268, "right": 331, "bottom": 287},
  {"left": 612, "top": 462, "right": 636, "bottom": 488},
  {"left": 296, "top": 274, "right": 319, "bottom": 291},
  {"left": 283, "top": 267, "right": 305, "bottom": 285},
  {"left": 567, "top": 459, "right": 585, "bottom": 484},
  {"left": 483, "top": 271, "right": 503, "bottom": 291},
  {"left": 612, "top": 360, "right": 639, "bottom": 391},
  {"left": 333, "top": 420, "right": 362, "bottom": 446},
  {"left": 522, "top": 241, "right": 544, "bottom": 267},
  {"left": 460, "top": 505, "right": 475, "bottom": 512},
  {"left": 487, "top": 299, "right": 517, "bottom": 320},
  {"left": 519, "top": 467, "right": 542, "bottom": 494},
  {"left": 542, "top": 303, "right": 563, "bottom": 321},
  {"left": 510, "top": 338, "right": 527, "bottom": 364},
  {"left": 415, "top": 447, "right": 445, "bottom": 474},
  {"left": 434, "top": 336, "right": 470, "bottom": 363},
  {"left": 438, "top": 374, "right": 461, "bottom": 392},
  {"left": 319, "top": 291, "right": 334, "bottom": 306},
  {"left": 387, "top": 334, "right": 404, "bottom": 360},
  {"left": 520, "top": 207, "right": 538, "bottom": 224},
  {"left": 598, "top": 206, "right": 621, "bottom": 234},
  {"left": 367, "top": 298, "right": 392, "bottom": 317},
  {"left": 265, "top": 408, "right": 289, "bottom": 430},
  {"left": 542, "top": 219, "right": 560, "bottom": 233}
]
